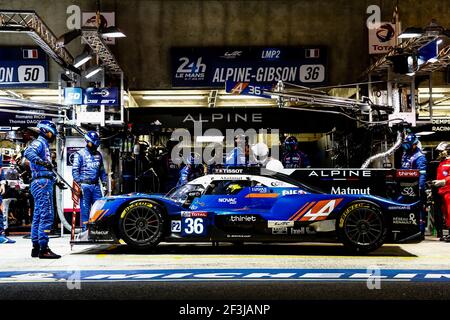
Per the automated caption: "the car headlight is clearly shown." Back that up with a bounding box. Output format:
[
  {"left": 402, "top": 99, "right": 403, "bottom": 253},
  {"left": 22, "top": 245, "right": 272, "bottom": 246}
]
[{"left": 90, "top": 199, "right": 107, "bottom": 219}]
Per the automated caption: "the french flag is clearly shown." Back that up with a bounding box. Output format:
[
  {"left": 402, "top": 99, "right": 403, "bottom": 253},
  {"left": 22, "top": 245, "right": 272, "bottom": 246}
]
[
  {"left": 305, "top": 48, "right": 320, "bottom": 58},
  {"left": 23, "top": 49, "right": 38, "bottom": 59}
]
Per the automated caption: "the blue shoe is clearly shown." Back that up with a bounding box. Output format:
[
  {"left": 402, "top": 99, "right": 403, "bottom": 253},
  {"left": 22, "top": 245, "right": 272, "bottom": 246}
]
[{"left": 0, "top": 236, "right": 16, "bottom": 244}]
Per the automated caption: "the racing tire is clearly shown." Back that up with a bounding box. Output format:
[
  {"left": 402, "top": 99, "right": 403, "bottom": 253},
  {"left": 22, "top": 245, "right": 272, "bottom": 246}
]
[
  {"left": 336, "top": 201, "right": 387, "bottom": 254},
  {"left": 118, "top": 200, "right": 165, "bottom": 249}
]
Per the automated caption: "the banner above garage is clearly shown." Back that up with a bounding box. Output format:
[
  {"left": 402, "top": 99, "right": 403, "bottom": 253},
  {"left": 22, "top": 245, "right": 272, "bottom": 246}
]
[
  {"left": 128, "top": 107, "right": 353, "bottom": 133},
  {"left": 171, "top": 47, "right": 328, "bottom": 88},
  {"left": 0, "top": 47, "right": 48, "bottom": 88}
]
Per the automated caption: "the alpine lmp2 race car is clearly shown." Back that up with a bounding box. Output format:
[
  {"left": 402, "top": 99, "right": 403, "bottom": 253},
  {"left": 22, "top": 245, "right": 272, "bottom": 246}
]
[{"left": 74, "top": 168, "right": 421, "bottom": 253}]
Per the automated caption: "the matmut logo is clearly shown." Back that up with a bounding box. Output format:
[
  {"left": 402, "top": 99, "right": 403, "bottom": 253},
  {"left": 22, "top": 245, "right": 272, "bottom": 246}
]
[{"left": 289, "top": 199, "right": 343, "bottom": 222}]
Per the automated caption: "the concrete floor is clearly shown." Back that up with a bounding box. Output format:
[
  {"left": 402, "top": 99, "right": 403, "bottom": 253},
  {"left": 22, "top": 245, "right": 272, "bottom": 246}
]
[
  {"left": 1, "top": 236, "right": 450, "bottom": 300},
  {"left": 1, "top": 235, "right": 450, "bottom": 271}
]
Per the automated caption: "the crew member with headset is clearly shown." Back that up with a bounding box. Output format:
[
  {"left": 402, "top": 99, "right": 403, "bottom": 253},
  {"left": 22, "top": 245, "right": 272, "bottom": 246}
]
[
  {"left": 24, "top": 120, "right": 61, "bottom": 259},
  {"left": 225, "top": 134, "right": 248, "bottom": 167},
  {"left": 433, "top": 142, "right": 450, "bottom": 242},
  {"left": 176, "top": 152, "right": 204, "bottom": 187},
  {"left": 400, "top": 133, "right": 427, "bottom": 237},
  {"left": 72, "top": 131, "right": 107, "bottom": 231},
  {"left": 282, "top": 136, "right": 311, "bottom": 168}
]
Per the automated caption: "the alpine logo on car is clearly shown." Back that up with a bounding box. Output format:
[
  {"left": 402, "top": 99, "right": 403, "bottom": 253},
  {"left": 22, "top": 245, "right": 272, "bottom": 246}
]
[
  {"left": 289, "top": 199, "right": 343, "bottom": 222},
  {"left": 308, "top": 170, "right": 371, "bottom": 178}
]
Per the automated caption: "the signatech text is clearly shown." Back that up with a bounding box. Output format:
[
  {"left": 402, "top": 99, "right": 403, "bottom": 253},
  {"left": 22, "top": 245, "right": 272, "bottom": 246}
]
[{"left": 178, "top": 304, "right": 271, "bottom": 318}]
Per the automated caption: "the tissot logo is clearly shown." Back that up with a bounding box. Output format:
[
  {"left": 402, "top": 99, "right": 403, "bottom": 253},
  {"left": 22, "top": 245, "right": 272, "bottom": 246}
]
[
  {"left": 308, "top": 170, "right": 372, "bottom": 178},
  {"left": 215, "top": 168, "right": 244, "bottom": 174}
]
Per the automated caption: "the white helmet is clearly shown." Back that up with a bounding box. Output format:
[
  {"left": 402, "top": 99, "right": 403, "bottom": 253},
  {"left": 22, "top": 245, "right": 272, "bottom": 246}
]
[
  {"left": 436, "top": 142, "right": 450, "bottom": 151},
  {"left": 266, "top": 159, "right": 284, "bottom": 172}
]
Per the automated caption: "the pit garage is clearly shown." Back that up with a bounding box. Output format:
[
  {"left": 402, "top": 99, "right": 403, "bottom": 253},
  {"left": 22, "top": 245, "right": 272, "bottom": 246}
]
[{"left": 0, "top": 0, "right": 450, "bottom": 314}]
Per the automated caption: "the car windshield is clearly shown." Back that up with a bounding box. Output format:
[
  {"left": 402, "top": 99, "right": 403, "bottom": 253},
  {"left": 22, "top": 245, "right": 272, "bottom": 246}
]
[{"left": 165, "top": 184, "right": 205, "bottom": 203}]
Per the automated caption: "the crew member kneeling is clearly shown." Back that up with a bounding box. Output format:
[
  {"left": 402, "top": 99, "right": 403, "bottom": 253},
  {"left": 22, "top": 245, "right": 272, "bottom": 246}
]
[
  {"left": 24, "top": 120, "right": 60, "bottom": 259},
  {"left": 72, "top": 131, "right": 107, "bottom": 231}
]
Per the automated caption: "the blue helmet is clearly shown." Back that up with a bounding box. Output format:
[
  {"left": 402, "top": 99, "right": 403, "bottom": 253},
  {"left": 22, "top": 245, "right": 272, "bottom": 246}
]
[
  {"left": 402, "top": 133, "right": 419, "bottom": 151},
  {"left": 37, "top": 120, "right": 57, "bottom": 138},
  {"left": 84, "top": 131, "right": 100, "bottom": 148},
  {"left": 284, "top": 136, "right": 298, "bottom": 152}
]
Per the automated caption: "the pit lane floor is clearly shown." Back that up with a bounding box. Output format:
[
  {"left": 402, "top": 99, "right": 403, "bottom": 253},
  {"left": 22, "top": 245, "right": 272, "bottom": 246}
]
[{"left": 1, "top": 235, "right": 450, "bottom": 300}]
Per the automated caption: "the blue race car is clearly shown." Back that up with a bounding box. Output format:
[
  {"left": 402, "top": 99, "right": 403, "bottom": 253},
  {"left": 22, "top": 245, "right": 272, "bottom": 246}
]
[{"left": 74, "top": 168, "right": 421, "bottom": 253}]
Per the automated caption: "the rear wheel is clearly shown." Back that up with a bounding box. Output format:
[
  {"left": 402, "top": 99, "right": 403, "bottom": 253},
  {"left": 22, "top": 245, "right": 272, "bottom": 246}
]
[
  {"left": 118, "top": 200, "right": 164, "bottom": 249},
  {"left": 336, "top": 201, "right": 387, "bottom": 254}
]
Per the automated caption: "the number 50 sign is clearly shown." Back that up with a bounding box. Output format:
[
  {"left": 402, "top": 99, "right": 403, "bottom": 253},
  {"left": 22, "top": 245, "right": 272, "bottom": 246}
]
[{"left": 18, "top": 65, "right": 45, "bottom": 83}]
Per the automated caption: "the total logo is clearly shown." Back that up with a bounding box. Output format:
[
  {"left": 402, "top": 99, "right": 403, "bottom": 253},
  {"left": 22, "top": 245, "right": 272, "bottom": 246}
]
[
  {"left": 218, "top": 198, "right": 238, "bottom": 205},
  {"left": 376, "top": 23, "right": 395, "bottom": 42}
]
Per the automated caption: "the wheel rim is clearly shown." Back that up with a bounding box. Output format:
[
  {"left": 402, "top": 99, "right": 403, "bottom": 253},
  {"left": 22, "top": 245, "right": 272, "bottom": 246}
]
[
  {"left": 123, "top": 206, "right": 160, "bottom": 243},
  {"left": 344, "top": 208, "right": 383, "bottom": 246}
]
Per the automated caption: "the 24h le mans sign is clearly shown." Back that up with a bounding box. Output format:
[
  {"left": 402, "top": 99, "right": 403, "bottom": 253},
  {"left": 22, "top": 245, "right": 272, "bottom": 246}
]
[{"left": 171, "top": 46, "right": 328, "bottom": 88}]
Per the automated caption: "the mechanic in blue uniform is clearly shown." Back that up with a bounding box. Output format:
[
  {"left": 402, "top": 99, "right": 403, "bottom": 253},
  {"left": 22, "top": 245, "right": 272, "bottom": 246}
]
[
  {"left": 401, "top": 133, "right": 427, "bottom": 236},
  {"left": 0, "top": 168, "right": 15, "bottom": 244},
  {"left": 176, "top": 153, "right": 204, "bottom": 187},
  {"left": 281, "top": 136, "right": 310, "bottom": 168},
  {"left": 225, "top": 134, "right": 247, "bottom": 167},
  {"left": 72, "top": 131, "right": 107, "bottom": 231},
  {"left": 24, "top": 120, "right": 60, "bottom": 258}
]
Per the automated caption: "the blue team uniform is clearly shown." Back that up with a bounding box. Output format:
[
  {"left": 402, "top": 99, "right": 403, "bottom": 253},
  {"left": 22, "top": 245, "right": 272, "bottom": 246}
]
[
  {"left": 72, "top": 147, "right": 107, "bottom": 230},
  {"left": 24, "top": 136, "right": 55, "bottom": 248}
]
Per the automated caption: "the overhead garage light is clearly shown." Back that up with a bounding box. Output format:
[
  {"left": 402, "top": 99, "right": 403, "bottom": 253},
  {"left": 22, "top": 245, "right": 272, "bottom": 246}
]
[
  {"left": 196, "top": 136, "right": 225, "bottom": 143},
  {"left": 29, "top": 96, "right": 59, "bottom": 101},
  {"left": 219, "top": 95, "right": 264, "bottom": 100},
  {"left": 142, "top": 95, "right": 205, "bottom": 100},
  {"left": 73, "top": 52, "right": 93, "bottom": 68},
  {"left": 416, "top": 131, "right": 435, "bottom": 136},
  {"left": 84, "top": 65, "right": 103, "bottom": 79},
  {"left": 218, "top": 102, "right": 276, "bottom": 107},
  {"left": 146, "top": 104, "right": 206, "bottom": 108},
  {"left": 101, "top": 26, "right": 126, "bottom": 38},
  {"left": 432, "top": 106, "right": 450, "bottom": 110},
  {"left": 418, "top": 93, "right": 445, "bottom": 98},
  {"left": 398, "top": 27, "right": 423, "bottom": 39}
]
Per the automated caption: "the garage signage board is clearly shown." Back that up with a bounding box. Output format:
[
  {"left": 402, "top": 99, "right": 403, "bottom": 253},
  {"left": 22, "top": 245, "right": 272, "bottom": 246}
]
[
  {"left": 0, "top": 47, "right": 48, "bottom": 88},
  {"left": 0, "top": 107, "right": 58, "bottom": 128},
  {"left": 368, "top": 23, "right": 397, "bottom": 54},
  {"left": 171, "top": 47, "right": 327, "bottom": 88},
  {"left": 83, "top": 87, "right": 119, "bottom": 106}
]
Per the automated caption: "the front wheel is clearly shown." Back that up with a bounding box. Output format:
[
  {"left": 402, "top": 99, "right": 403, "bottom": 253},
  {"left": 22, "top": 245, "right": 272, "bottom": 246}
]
[
  {"left": 336, "top": 201, "right": 387, "bottom": 254},
  {"left": 118, "top": 200, "right": 165, "bottom": 249}
]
